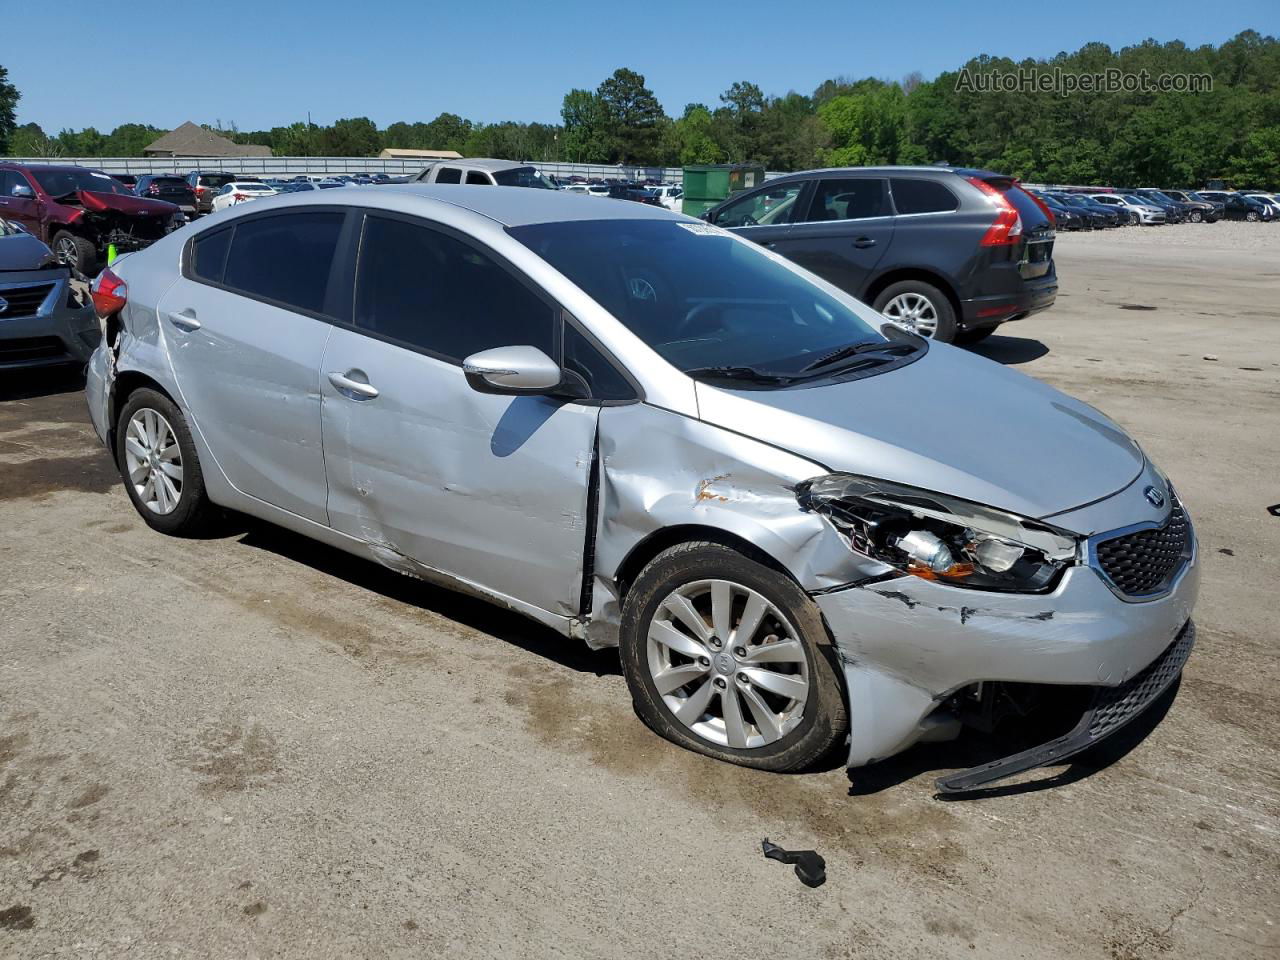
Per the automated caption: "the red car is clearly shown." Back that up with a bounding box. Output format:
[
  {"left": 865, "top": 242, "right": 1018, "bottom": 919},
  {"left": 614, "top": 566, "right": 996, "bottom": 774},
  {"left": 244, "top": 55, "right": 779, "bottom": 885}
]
[{"left": 0, "top": 163, "right": 185, "bottom": 277}]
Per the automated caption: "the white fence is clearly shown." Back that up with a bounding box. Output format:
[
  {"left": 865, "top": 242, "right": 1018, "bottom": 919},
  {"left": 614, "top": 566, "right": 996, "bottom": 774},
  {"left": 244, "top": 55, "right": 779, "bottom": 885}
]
[{"left": 4, "top": 156, "right": 784, "bottom": 183}]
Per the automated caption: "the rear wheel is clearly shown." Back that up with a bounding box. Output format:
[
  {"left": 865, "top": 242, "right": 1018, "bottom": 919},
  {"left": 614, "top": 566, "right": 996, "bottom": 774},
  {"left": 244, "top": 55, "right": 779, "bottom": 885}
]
[
  {"left": 115, "top": 388, "right": 220, "bottom": 536},
  {"left": 619, "top": 542, "right": 847, "bottom": 772},
  {"left": 1189, "top": 210, "right": 1203, "bottom": 223},
  {"left": 1246, "top": 210, "right": 1260, "bottom": 222},
  {"left": 873, "top": 280, "right": 958, "bottom": 342},
  {"left": 52, "top": 231, "right": 97, "bottom": 278}
]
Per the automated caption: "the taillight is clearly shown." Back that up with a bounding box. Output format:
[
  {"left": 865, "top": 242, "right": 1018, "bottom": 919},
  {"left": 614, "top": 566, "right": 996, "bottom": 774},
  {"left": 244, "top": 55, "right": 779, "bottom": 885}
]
[
  {"left": 90, "top": 268, "right": 127, "bottom": 317},
  {"left": 233, "top": 193, "right": 247, "bottom": 201},
  {"left": 966, "top": 176, "right": 1023, "bottom": 246}
]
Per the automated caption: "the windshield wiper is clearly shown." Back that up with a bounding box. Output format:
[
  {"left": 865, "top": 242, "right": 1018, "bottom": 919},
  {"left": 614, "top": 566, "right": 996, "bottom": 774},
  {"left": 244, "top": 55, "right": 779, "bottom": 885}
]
[
  {"left": 798, "top": 340, "right": 916, "bottom": 373},
  {"left": 684, "top": 365, "right": 796, "bottom": 385}
]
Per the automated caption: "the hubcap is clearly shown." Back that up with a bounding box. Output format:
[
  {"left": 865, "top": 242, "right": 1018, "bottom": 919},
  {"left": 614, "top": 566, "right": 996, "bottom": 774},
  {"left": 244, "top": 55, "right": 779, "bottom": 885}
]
[
  {"left": 646, "top": 579, "right": 809, "bottom": 750},
  {"left": 55, "top": 237, "right": 78, "bottom": 266},
  {"left": 124, "top": 408, "right": 183, "bottom": 515},
  {"left": 881, "top": 292, "right": 939, "bottom": 337}
]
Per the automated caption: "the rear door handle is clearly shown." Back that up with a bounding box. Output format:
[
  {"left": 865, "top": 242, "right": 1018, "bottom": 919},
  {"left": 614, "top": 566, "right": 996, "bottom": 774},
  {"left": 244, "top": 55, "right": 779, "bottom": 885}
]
[
  {"left": 328, "top": 370, "right": 379, "bottom": 400},
  {"left": 166, "top": 309, "right": 201, "bottom": 331},
  {"left": 852, "top": 237, "right": 877, "bottom": 249}
]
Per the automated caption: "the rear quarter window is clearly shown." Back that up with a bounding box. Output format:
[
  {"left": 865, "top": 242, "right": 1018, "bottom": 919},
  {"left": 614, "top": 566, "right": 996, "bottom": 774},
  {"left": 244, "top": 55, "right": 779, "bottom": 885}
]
[{"left": 890, "top": 178, "right": 959, "bottom": 214}]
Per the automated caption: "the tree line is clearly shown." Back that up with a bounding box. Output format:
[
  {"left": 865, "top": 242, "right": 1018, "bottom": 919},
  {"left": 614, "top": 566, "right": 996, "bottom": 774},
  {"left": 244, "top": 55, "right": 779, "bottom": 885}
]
[{"left": 2, "top": 31, "right": 1278, "bottom": 186}]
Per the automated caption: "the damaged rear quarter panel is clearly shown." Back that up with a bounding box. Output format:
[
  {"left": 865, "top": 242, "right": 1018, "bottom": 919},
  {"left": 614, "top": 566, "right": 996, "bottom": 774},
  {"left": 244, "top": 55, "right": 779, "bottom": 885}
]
[{"left": 583, "top": 402, "right": 884, "bottom": 647}]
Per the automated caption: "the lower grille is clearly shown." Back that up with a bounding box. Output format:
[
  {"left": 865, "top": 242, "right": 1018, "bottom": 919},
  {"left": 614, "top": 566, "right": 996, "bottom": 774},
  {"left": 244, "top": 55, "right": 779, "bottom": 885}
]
[
  {"left": 1088, "top": 621, "right": 1195, "bottom": 739},
  {"left": 0, "top": 336, "right": 67, "bottom": 363},
  {"left": 1094, "top": 498, "right": 1191, "bottom": 597},
  {"left": 0, "top": 283, "right": 56, "bottom": 318}
]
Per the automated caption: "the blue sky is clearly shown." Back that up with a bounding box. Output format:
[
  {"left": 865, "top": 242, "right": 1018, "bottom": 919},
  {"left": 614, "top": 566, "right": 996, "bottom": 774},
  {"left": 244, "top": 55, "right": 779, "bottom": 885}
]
[{"left": 6, "top": 0, "right": 1273, "bottom": 132}]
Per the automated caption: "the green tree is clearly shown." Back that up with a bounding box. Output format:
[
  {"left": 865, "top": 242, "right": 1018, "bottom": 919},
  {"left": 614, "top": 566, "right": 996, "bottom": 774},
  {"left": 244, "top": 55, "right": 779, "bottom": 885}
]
[
  {"left": 672, "top": 104, "right": 724, "bottom": 164},
  {"left": 318, "top": 116, "right": 381, "bottom": 156},
  {"left": 561, "top": 88, "right": 610, "bottom": 163},
  {"left": 9, "top": 122, "right": 56, "bottom": 157},
  {"left": 596, "top": 68, "right": 667, "bottom": 164},
  {"left": 0, "top": 64, "right": 17, "bottom": 155},
  {"left": 819, "top": 83, "right": 906, "bottom": 166}
]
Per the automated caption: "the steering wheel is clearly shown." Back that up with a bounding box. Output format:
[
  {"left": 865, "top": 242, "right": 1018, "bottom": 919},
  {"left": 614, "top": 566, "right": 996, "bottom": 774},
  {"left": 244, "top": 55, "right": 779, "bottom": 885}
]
[{"left": 676, "top": 300, "right": 724, "bottom": 338}]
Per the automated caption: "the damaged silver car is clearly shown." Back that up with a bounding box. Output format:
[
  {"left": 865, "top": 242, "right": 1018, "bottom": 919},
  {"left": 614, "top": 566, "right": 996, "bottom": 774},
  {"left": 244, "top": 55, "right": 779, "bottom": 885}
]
[{"left": 84, "top": 186, "right": 1199, "bottom": 792}]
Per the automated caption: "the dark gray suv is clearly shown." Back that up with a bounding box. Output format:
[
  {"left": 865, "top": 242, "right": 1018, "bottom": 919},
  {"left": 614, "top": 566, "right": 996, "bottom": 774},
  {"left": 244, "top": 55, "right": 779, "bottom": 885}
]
[{"left": 704, "top": 166, "right": 1058, "bottom": 343}]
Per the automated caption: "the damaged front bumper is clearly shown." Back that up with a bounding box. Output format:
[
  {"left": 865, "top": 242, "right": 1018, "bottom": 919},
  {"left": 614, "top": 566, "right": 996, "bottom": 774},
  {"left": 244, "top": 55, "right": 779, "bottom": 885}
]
[{"left": 817, "top": 538, "right": 1200, "bottom": 782}]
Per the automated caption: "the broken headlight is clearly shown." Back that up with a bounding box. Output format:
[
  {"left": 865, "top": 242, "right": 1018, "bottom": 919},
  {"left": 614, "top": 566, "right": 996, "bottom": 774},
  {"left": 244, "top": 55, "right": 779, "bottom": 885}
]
[{"left": 796, "top": 474, "right": 1079, "bottom": 593}]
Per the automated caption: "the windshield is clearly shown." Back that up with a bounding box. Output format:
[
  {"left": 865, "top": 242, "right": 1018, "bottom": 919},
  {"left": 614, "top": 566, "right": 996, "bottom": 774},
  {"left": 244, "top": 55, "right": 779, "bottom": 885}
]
[
  {"left": 1122, "top": 195, "right": 1145, "bottom": 204},
  {"left": 509, "top": 219, "right": 886, "bottom": 378},
  {"left": 30, "top": 168, "right": 134, "bottom": 199},
  {"left": 492, "top": 166, "right": 555, "bottom": 189}
]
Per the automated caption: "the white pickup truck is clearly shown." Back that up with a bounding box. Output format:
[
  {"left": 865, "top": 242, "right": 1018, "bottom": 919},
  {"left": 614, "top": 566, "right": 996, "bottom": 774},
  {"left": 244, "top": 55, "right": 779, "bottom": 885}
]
[{"left": 411, "top": 158, "right": 557, "bottom": 189}]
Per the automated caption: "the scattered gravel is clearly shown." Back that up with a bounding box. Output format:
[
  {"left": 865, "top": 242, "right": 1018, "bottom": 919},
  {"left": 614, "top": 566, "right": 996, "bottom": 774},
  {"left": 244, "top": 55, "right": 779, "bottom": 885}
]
[{"left": 1055, "top": 218, "right": 1280, "bottom": 251}]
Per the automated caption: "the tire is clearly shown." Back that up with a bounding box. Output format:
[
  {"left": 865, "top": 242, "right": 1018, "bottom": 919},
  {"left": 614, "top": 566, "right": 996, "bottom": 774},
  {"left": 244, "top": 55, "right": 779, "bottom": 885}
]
[
  {"left": 114, "top": 387, "right": 220, "bottom": 537},
  {"left": 1189, "top": 210, "right": 1203, "bottom": 223},
  {"left": 872, "top": 279, "right": 958, "bottom": 342},
  {"left": 52, "top": 231, "right": 97, "bottom": 278},
  {"left": 619, "top": 542, "right": 848, "bottom": 772},
  {"left": 1246, "top": 210, "right": 1259, "bottom": 222},
  {"left": 956, "top": 326, "right": 997, "bottom": 345}
]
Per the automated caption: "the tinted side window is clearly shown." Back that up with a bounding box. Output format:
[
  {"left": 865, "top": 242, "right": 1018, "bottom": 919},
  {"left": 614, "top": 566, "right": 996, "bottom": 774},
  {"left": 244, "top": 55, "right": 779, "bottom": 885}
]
[
  {"left": 712, "top": 182, "right": 805, "bottom": 227},
  {"left": 355, "top": 215, "right": 555, "bottom": 364},
  {"left": 435, "top": 167, "right": 462, "bottom": 184},
  {"left": 223, "top": 211, "right": 344, "bottom": 315},
  {"left": 890, "top": 178, "right": 958, "bottom": 215},
  {"left": 802, "top": 178, "right": 889, "bottom": 222},
  {"left": 0, "top": 171, "right": 16, "bottom": 196},
  {"left": 190, "top": 227, "right": 232, "bottom": 284},
  {"left": 562, "top": 322, "right": 634, "bottom": 401},
  {"left": 465, "top": 171, "right": 491, "bottom": 185}
]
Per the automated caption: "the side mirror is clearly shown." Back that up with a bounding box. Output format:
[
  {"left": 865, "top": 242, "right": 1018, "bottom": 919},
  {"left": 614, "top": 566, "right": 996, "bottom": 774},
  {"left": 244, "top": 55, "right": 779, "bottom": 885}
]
[
  {"left": 463, "top": 345, "right": 563, "bottom": 395},
  {"left": 11, "top": 184, "right": 34, "bottom": 200}
]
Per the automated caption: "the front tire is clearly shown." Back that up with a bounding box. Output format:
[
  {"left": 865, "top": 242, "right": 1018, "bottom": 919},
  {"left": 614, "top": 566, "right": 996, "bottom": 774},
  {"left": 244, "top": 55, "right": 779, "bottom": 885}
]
[
  {"left": 619, "top": 542, "right": 847, "bottom": 772},
  {"left": 52, "top": 231, "right": 97, "bottom": 278},
  {"left": 872, "top": 279, "right": 958, "bottom": 342},
  {"left": 1189, "top": 210, "right": 1203, "bottom": 223},
  {"left": 115, "top": 388, "right": 220, "bottom": 536}
]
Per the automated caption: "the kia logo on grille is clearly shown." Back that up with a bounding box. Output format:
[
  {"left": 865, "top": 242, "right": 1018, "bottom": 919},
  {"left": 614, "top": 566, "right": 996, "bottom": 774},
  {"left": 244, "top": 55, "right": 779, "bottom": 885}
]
[
  {"left": 0, "top": 296, "right": 8, "bottom": 314},
  {"left": 1144, "top": 485, "right": 1166, "bottom": 508}
]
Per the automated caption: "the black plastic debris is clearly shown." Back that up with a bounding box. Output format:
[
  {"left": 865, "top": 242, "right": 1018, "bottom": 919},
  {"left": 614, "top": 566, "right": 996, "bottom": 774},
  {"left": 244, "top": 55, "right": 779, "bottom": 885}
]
[
  {"left": 1268, "top": 504, "right": 1280, "bottom": 518},
  {"left": 762, "top": 839, "right": 826, "bottom": 888}
]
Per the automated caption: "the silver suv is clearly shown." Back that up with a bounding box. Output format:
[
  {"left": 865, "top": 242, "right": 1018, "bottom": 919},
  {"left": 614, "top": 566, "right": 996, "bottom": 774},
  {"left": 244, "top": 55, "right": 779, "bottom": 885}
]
[{"left": 84, "top": 186, "right": 1198, "bottom": 793}]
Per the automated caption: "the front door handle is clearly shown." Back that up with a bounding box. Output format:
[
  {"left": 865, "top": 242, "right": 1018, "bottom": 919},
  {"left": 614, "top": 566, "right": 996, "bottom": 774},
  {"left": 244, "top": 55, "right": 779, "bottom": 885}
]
[
  {"left": 166, "top": 309, "right": 201, "bottom": 331},
  {"left": 852, "top": 237, "right": 877, "bottom": 249},
  {"left": 328, "top": 370, "right": 379, "bottom": 400}
]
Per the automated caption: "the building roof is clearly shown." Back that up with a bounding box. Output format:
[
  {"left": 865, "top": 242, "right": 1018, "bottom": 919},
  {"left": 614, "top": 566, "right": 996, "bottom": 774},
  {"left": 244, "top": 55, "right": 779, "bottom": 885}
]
[
  {"left": 143, "top": 122, "right": 272, "bottom": 158},
  {"left": 379, "top": 148, "right": 463, "bottom": 160}
]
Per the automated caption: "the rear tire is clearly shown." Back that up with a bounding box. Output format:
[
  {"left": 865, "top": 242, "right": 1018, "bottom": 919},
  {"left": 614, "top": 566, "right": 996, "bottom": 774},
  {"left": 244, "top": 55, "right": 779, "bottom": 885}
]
[
  {"left": 619, "top": 542, "right": 847, "bottom": 772},
  {"left": 873, "top": 279, "right": 958, "bottom": 343},
  {"left": 115, "top": 388, "right": 220, "bottom": 537},
  {"left": 1189, "top": 210, "right": 1203, "bottom": 223},
  {"left": 52, "top": 231, "right": 97, "bottom": 278}
]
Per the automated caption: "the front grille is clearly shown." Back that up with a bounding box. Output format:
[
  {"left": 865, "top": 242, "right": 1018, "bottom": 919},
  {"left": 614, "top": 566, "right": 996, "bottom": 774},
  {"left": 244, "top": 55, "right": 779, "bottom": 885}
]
[
  {"left": 1088, "top": 621, "right": 1194, "bottom": 739},
  {"left": 0, "top": 283, "right": 56, "bottom": 318},
  {"left": 0, "top": 336, "right": 67, "bottom": 363},
  {"left": 1095, "top": 498, "right": 1190, "bottom": 597}
]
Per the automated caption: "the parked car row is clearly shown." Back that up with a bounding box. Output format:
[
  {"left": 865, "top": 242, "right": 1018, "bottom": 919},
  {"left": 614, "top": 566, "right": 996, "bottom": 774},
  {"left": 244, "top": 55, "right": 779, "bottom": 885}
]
[{"left": 1026, "top": 185, "right": 1278, "bottom": 228}]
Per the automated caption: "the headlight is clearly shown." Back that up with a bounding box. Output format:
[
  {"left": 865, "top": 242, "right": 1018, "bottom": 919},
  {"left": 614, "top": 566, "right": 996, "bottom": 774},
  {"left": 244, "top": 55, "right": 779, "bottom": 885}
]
[{"left": 796, "top": 474, "right": 1079, "bottom": 593}]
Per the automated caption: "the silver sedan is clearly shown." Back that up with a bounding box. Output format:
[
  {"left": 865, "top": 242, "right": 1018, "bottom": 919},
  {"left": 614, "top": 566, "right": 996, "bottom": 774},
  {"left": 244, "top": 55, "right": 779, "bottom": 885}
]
[{"left": 84, "top": 185, "right": 1198, "bottom": 793}]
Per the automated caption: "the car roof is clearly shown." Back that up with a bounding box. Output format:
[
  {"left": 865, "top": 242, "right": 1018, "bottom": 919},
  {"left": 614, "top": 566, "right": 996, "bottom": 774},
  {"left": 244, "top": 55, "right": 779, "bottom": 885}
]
[
  {"left": 428, "top": 157, "right": 535, "bottom": 173},
  {"left": 375, "top": 184, "right": 682, "bottom": 226}
]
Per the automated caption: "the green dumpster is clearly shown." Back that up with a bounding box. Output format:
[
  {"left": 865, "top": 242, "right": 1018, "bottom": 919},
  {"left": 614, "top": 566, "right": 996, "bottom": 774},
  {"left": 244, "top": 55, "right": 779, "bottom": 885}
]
[{"left": 681, "top": 163, "right": 765, "bottom": 218}]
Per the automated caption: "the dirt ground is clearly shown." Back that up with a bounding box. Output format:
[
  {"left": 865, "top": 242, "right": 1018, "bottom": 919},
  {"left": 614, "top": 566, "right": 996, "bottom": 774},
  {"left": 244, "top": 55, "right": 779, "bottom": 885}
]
[{"left": 1, "top": 224, "right": 1277, "bottom": 959}]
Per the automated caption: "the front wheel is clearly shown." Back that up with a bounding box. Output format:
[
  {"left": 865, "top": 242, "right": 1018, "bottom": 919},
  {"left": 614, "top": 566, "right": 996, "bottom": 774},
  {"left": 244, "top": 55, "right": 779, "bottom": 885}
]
[
  {"left": 1189, "top": 210, "right": 1203, "bottom": 223},
  {"left": 872, "top": 279, "right": 958, "bottom": 342},
  {"left": 51, "top": 231, "right": 97, "bottom": 278},
  {"left": 619, "top": 542, "right": 848, "bottom": 772},
  {"left": 1246, "top": 210, "right": 1259, "bottom": 222}
]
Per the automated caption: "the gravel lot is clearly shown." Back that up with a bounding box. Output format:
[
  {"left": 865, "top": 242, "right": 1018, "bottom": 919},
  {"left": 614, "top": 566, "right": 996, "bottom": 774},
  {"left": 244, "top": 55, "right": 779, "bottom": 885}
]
[{"left": 1, "top": 222, "right": 1277, "bottom": 959}]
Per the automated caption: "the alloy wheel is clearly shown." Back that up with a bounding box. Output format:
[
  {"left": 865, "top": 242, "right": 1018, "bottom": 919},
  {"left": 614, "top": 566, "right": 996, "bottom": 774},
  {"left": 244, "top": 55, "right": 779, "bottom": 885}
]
[
  {"left": 123, "top": 408, "right": 183, "bottom": 515},
  {"left": 881, "top": 292, "right": 939, "bottom": 337},
  {"left": 646, "top": 579, "right": 809, "bottom": 749},
  {"left": 55, "top": 237, "right": 78, "bottom": 267}
]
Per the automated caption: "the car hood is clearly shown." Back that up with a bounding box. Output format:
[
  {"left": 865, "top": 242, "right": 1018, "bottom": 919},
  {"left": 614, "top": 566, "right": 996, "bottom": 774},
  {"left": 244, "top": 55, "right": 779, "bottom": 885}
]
[
  {"left": 77, "top": 189, "right": 176, "bottom": 216},
  {"left": 694, "top": 344, "right": 1145, "bottom": 523},
  {"left": 0, "top": 231, "right": 57, "bottom": 271}
]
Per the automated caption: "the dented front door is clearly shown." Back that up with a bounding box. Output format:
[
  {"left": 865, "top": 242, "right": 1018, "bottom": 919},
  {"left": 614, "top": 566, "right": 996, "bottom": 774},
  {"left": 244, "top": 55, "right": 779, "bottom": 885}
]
[{"left": 319, "top": 326, "right": 599, "bottom": 618}]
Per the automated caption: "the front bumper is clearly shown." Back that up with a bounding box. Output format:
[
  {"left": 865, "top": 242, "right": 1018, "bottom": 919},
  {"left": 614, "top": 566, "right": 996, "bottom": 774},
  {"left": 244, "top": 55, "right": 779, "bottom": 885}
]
[
  {"left": 816, "top": 498, "right": 1199, "bottom": 773},
  {"left": 0, "top": 273, "right": 99, "bottom": 369}
]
